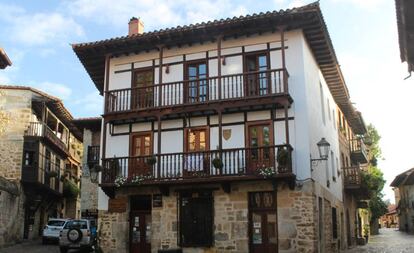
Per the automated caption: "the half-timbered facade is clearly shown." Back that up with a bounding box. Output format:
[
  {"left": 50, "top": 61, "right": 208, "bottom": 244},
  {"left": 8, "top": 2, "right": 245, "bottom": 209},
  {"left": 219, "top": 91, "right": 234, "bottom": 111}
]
[
  {"left": 73, "top": 2, "right": 367, "bottom": 253},
  {"left": 0, "top": 85, "right": 83, "bottom": 241}
]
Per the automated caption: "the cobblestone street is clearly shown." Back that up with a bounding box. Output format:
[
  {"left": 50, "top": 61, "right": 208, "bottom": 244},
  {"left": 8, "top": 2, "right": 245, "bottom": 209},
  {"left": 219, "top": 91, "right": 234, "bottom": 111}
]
[{"left": 346, "top": 228, "right": 414, "bottom": 253}]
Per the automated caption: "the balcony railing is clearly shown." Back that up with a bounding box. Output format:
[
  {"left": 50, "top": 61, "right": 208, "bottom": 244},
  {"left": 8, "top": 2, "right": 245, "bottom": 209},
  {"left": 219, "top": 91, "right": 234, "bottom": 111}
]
[
  {"left": 343, "top": 166, "right": 362, "bottom": 188},
  {"left": 87, "top": 145, "right": 100, "bottom": 167},
  {"left": 21, "top": 154, "right": 61, "bottom": 193},
  {"left": 25, "top": 122, "right": 69, "bottom": 154},
  {"left": 105, "top": 68, "right": 289, "bottom": 113},
  {"left": 350, "top": 138, "right": 368, "bottom": 164},
  {"left": 101, "top": 144, "right": 293, "bottom": 185}
]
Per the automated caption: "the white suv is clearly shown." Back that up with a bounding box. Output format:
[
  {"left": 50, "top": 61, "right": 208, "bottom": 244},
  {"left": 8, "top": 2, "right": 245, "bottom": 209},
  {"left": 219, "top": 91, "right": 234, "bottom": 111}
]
[
  {"left": 59, "top": 219, "right": 96, "bottom": 253},
  {"left": 42, "top": 218, "right": 68, "bottom": 244}
]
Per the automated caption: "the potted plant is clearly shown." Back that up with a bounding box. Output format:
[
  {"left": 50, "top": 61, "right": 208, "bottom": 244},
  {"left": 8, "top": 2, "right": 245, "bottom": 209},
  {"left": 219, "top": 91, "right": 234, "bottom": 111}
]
[
  {"left": 276, "top": 146, "right": 290, "bottom": 173},
  {"left": 212, "top": 157, "right": 223, "bottom": 174},
  {"left": 146, "top": 156, "right": 157, "bottom": 166},
  {"left": 63, "top": 180, "right": 80, "bottom": 199}
]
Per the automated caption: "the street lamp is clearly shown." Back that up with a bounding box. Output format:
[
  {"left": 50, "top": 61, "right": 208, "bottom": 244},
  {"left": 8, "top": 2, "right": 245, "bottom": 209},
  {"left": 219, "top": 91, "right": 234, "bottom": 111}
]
[
  {"left": 310, "top": 138, "right": 331, "bottom": 171},
  {"left": 89, "top": 165, "right": 102, "bottom": 184}
]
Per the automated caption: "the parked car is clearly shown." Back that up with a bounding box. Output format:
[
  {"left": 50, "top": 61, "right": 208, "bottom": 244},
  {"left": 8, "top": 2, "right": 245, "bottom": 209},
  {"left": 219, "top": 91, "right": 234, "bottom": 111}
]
[
  {"left": 42, "top": 218, "right": 68, "bottom": 244},
  {"left": 59, "top": 219, "right": 96, "bottom": 253}
]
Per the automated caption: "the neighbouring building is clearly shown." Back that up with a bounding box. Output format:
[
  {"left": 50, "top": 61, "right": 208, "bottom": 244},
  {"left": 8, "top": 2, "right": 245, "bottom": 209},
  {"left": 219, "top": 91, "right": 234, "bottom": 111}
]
[
  {"left": 337, "top": 107, "right": 370, "bottom": 247},
  {"left": 0, "top": 47, "right": 12, "bottom": 69},
  {"left": 0, "top": 85, "right": 83, "bottom": 246},
  {"left": 391, "top": 168, "right": 414, "bottom": 233},
  {"left": 72, "top": 2, "right": 367, "bottom": 253},
  {"left": 395, "top": 0, "right": 414, "bottom": 74},
  {"left": 380, "top": 204, "right": 398, "bottom": 228},
  {"left": 73, "top": 117, "right": 102, "bottom": 225}
]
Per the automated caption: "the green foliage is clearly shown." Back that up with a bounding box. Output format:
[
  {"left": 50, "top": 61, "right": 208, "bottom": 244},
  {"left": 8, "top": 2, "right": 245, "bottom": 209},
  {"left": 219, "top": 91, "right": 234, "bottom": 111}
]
[
  {"left": 364, "top": 124, "right": 388, "bottom": 222},
  {"left": 63, "top": 179, "right": 80, "bottom": 199}
]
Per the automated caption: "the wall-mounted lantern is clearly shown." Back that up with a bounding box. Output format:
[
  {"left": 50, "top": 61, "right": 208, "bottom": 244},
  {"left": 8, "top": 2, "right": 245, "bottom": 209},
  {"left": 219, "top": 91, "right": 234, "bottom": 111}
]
[{"left": 310, "top": 138, "right": 330, "bottom": 171}]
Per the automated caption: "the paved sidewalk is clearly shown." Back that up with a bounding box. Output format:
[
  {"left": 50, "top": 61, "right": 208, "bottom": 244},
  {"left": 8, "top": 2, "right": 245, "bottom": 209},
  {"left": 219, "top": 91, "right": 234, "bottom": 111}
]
[{"left": 346, "top": 228, "right": 414, "bottom": 253}]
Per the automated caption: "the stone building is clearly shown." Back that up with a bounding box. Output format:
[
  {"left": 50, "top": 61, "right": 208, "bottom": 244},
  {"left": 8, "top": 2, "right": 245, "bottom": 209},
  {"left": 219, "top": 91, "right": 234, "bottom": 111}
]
[
  {"left": 73, "top": 117, "right": 102, "bottom": 225},
  {"left": 0, "top": 85, "right": 83, "bottom": 246},
  {"left": 391, "top": 168, "right": 414, "bottom": 233},
  {"left": 72, "top": 2, "right": 367, "bottom": 253}
]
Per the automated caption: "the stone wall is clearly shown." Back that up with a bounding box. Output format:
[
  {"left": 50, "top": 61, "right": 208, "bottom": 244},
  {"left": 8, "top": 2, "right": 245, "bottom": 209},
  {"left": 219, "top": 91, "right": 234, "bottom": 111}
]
[
  {"left": 80, "top": 129, "right": 98, "bottom": 212},
  {"left": 97, "top": 180, "right": 324, "bottom": 253},
  {"left": 0, "top": 184, "right": 25, "bottom": 248}
]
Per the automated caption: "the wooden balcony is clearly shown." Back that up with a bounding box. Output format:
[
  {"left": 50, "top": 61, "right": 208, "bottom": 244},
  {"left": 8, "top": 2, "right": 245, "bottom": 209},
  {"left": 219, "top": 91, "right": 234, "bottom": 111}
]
[
  {"left": 25, "top": 122, "right": 69, "bottom": 156},
  {"left": 343, "top": 166, "right": 371, "bottom": 200},
  {"left": 104, "top": 68, "right": 291, "bottom": 119},
  {"left": 87, "top": 145, "right": 100, "bottom": 167},
  {"left": 101, "top": 144, "right": 295, "bottom": 189},
  {"left": 350, "top": 138, "right": 368, "bottom": 164},
  {"left": 343, "top": 166, "right": 362, "bottom": 189},
  {"left": 21, "top": 154, "right": 62, "bottom": 196}
]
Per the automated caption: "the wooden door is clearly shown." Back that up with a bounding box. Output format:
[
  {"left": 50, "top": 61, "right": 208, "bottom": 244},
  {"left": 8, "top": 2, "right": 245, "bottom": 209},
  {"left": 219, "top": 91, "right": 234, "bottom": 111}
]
[
  {"left": 249, "top": 192, "right": 278, "bottom": 253},
  {"left": 130, "top": 211, "right": 151, "bottom": 253},
  {"left": 247, "top": 124, "right": 273, "bottom": 173},
  {"left": 132, "top": 69, "right": 154, "bottom": 109},
  {"left": 245, "top": 54, "right": 269, "bottom": 96},
  {"left": 184, "top": 128, "right": 209, "bottom": 176},
  {"left": 130, "top": 133, "right": 152, "bottom": 177},
  {"left": 186, "top": 61, "right": 208, "bottom": 103}
]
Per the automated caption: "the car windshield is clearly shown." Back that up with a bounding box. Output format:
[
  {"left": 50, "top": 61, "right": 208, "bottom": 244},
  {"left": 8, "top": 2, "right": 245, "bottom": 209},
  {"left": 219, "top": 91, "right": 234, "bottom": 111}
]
[
  {"left": 48, "top": 220, "right": 66, "bottom": 227},
  {"left": 64, "top": 220, "right": 88, "bottom": 229}
]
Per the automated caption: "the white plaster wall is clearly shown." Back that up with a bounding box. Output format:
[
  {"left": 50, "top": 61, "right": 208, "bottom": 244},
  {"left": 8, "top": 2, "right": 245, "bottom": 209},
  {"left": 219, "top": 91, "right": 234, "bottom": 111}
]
[
  {"left": 161, "top": 131, "right": 183, "bottom": 153},
  {"left": 132, "top": 122, "right": 152, "bottom": 132},
  {"left": 105, "top": 132, "right": 129, "bottom": 158},
  {"left": 300, "top": 31, "right": 342, "bottom": 201}
]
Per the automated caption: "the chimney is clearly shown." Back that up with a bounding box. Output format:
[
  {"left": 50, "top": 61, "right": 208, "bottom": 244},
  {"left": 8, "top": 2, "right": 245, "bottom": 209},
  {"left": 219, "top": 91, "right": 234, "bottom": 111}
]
[{"left": 128, "top": 17, "right": 144, "bottom": 36}]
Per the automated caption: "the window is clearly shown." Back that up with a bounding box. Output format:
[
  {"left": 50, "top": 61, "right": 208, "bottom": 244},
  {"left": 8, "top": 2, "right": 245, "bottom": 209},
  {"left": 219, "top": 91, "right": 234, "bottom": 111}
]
[
  {"left": 179, "top": 191, "right": 213, "bottom": 247},
  {"left": 332, "top": 207, "right": 338, "bottom": 239},
  {"left": 245, "top": 53, "right": 270, "bottom": 96},
  {"left": 24, "top": 151, "right": 34, "bottom": 166},
  {"left": 319, "top": 83, "right": 326, "bottom": 125},
  {"left": 331, "top": 151, "right": 336, "bottom": 181},
  {"left": 186, "top": 61, "right": 207, "bottom": 103}
]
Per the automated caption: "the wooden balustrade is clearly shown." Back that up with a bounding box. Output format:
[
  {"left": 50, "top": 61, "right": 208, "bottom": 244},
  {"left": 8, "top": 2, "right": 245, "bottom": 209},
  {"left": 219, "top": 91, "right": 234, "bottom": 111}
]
[
  {"left": 101, "top": 144, "right": 293, "bottom": 185},
  {"left": 350, "top": 138, "right": 368, "bottom": 164},
  {"left": 343, "top": 166, "right": 362, "bottom": 188},
  {"left": 25, "top": 122, "right": 69, "bottom": 154},
  {"left": 87, "top": 145, "right": 100, "bottom": 166},
  {"left": 105, "top": 68, "right": 289, "bottom": 113}
]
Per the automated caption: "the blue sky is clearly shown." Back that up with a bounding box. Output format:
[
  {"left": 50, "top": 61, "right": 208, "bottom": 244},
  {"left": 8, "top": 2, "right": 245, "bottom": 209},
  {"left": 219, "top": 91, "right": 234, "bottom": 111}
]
[{"left": 0, "top": 0, "right": 411, "bottom": 201}]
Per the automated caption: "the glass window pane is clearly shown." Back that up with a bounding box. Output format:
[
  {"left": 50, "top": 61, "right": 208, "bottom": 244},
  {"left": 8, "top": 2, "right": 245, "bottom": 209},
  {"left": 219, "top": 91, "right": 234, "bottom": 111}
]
[
  {"left": 189, "top": 132, "right": 196, "bottom": 151},
  {"left": 252, "top": 213, "right": 262, "bottom": 244},
  {"left": 267, "top": 213, "right": 278, "bottom": 244},
  {"left": 263, "top": 127, "right": 270, "bottom": 146},
  {"left": 188, "top": 66, "right": 197, "bottom": 79}
]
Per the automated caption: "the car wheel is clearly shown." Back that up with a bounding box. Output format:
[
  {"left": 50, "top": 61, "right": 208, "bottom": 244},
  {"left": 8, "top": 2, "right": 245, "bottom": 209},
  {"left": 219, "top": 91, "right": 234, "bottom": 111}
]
[{"left": 59, "top": 247, "right": 68, "bottom": 253}]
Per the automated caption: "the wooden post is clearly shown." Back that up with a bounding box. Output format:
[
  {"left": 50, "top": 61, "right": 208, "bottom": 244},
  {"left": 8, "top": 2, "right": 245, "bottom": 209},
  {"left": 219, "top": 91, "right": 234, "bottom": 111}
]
[
  {"left": 157, "top": 116, "right": 162, "bottom": 178},
  {"left": 158, "top": 46, "right": 164, "bottom": 107},
  {"left": 217, "top": 36, "right": 223, "bottom": 100},
  {"left": 278, "top": 26, "right": 287, "bottom": 94},
  {"left": 101, "top": 55, "right": 111, "bottom": 163},
  {"left": 218, "top": 110, "right": 223, "bottom": 151},
  {"left": 284, "top": 103, "right": 290, "bottom": 145}
]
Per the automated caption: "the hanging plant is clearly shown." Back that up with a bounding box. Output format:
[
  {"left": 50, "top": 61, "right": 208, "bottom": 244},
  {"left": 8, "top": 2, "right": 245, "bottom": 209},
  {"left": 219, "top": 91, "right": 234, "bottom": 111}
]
[
  {"left": 63, "top": 180, "right": 80, "bottom": 199},
  {"left": 212, "top": 157, "right": 224, "bottom": 170},
  {"left": 258, "top": 167, "right": 276, "bottom": 178},
  {"left": 146, "top": 156, "right": 157, "bottom": 166},
  {"left": 114, "top": 176, "right": 127, "bottom": 187}
]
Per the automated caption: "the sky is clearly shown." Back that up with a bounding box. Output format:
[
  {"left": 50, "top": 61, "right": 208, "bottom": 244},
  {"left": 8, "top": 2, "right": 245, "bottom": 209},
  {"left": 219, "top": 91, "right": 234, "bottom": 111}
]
[{"left": 0, "top": 0, "right": 411, "bottom": 202}]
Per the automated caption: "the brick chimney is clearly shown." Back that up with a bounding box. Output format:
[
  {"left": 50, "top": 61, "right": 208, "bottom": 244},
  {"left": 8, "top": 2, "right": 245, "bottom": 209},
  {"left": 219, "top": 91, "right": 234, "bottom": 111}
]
[{"left": 128, "top": 17, "right": 144, "bottom": 36}]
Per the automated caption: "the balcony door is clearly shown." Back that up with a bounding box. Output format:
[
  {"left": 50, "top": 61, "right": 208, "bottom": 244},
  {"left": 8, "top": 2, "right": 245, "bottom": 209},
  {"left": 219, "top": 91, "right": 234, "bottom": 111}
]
[
  {"left": 247, "top": 123, "right": 274, "bottom": 174},
  {"left": 245, "top": 53, "right": 270, "bottom": 96},
  {"left": 184, "top": 128, "right": 209, "bottom": 176},
  {"left": 185, "top": 61, "right": 207, "bottom": 103},
  {"left": 129, "top": 133, "right": 152, "bottom": 177},
  {"left": 132, "top": 69, "right": 154, "bottom": 109}
]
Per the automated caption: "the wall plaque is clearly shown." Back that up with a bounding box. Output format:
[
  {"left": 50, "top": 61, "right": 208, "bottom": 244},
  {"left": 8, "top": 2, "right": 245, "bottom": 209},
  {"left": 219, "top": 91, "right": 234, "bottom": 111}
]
[
  {"left": 153, "top": 194, "right": 163, "bottom": 208},
  {"left": 108, "top": 196, "right": 127, "bottom": 213}
]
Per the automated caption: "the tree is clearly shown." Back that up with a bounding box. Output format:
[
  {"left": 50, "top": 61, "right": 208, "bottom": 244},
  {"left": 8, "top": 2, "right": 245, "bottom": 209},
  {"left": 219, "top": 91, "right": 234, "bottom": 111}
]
[{"left": 364, "top": 125, "right": 388, "bottom": 235}]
